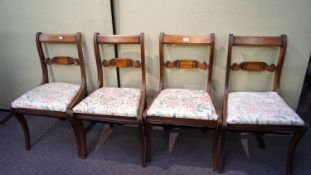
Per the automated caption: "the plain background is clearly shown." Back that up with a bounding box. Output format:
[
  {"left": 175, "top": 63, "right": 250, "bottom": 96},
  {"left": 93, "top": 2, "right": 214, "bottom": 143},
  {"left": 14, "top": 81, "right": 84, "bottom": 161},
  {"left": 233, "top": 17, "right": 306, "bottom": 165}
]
[{"left": 0, "top": 0, "right": 311, "bottom": 110}]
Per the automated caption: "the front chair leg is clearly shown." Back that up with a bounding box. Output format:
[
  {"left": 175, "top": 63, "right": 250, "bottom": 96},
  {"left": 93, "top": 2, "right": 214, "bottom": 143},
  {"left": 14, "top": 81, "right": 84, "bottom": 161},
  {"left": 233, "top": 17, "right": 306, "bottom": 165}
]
[
  {"left": 146, "top": 123, "right": 152, "bottom": 163},
  {"left": 76, "top": 119, "right": 86, "bottom": 158},
  {"left": 286, "top": 126, "right": 307, "bottom": 175},
  {"left": 14, "top": 113, "right": 31, "bottom": 150},
  {"left": 139, "top": 122, "right": 148, "bottom": 167},
  {"left": 212, "top": 127, "right": 220, "bottom": 171},
  {"left": 218, "top": 128, "right": 226, "bottom": 173},
  {"left": 68, "top": 118, "right": 86, "bottom": 159}
]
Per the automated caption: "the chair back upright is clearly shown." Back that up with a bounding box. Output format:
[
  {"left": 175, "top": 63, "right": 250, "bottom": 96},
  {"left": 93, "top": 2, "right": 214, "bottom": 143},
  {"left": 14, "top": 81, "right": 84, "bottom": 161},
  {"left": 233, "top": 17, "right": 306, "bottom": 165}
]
[
  {"left": 36, "top": 32, "right": 86, "bottom": 87},
  {"left": 93, "top": 33, "right": 146, "bottom": 91},
  {"left": 159, "top": 33, "right": 215, "bottom": 92},
  {"left": 225, "top": 34, "right": 287, "bottom": 94}
]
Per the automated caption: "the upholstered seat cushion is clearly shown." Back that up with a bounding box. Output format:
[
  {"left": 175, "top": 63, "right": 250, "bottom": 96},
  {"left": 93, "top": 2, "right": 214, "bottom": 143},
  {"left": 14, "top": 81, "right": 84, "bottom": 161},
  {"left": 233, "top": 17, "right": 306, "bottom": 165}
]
[
  {"left": 11, "top": 82, "right": 80, "bottom": 112},
  {"left": 227, "top": 92, "right": 304, "bottom": 126},
  {"left": 147, "top": 89, "right": 218, "bottom": 120},
  {"left": 73, "top": 87, "right": 141, "bottom": 117}
]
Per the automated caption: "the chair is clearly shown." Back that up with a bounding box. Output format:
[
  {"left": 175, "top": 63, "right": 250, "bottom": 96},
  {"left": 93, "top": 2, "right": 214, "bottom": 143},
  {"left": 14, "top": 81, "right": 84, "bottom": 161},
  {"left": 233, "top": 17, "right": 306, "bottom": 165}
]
[
  {"left": 70, "top": 33, "right": 147, "bottom": 166},
  {"left": 144, "top": 33, "right": 220, "bottom": 170},
  {"left": 11, "top": 32, "right": 87, "bottom": 150},
  {"left": 219, "top": 34, "right": 307, "bottom": 175}
]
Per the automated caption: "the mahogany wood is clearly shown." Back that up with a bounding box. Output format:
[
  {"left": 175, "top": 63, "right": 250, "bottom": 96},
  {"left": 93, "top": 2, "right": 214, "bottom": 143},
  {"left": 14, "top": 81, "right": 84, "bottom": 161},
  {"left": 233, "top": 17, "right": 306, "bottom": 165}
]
[
  {"left": 232, "top": 36, "right": 283, "bottom": 46},
  {"left": 15, "top": 113, "right": 30, "bottom": 150},
  {"left": 219, "top": 34, "right": 307, "bottom": 175},
  {"left": 74, "top": 113, "right": 138, "bottom": 124},
  {"left": 12, "top": 32, "right": 87, "bottom": 154},
  {"left": 102, "top": 58, "right": 141, "bottom": 68},
  {"left": 231, "top": 61, "right": 276, "bottom": 72},
  {"left": 71, "top": 33, "right": 147, "bottom": 166},
  {"left": 13, "top": 108, "right": 66, "bottom": 117},
  {"left": 96, "top": 34, "right": 140, "bottom": 44},
  {"left": 45, "top": 56, "right": 80, "bottom": 65},
  {"left": 144, "top": 33, "right": 220, "bottom": 171},
  {"left": 147, "top": 116, "right": 219, "bottom": 127},
  {"left": 165, "top": 59, "right": 208, "bottom": 70},
  {"left": 39, "top": 34, "right": 78, "bottom": 43},
  {"left": 163, "top": 34, "right": 212, "bottom": 45}
]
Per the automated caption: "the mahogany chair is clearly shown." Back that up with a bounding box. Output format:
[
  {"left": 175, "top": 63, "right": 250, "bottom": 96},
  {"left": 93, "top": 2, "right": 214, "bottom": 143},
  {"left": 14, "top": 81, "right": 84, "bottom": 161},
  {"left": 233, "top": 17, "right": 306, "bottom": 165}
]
[
  {"left": 219, "top": 34, "right": 308, "bottom": 175},
  {"left": 143, "top": 33, "right": 221, "bottom": 170},
  {"left": 11, "top": 32, "right": 87, "bottom": 151},
  {"left": 70, "top": 33, "right": 147, "bottom": 166}
]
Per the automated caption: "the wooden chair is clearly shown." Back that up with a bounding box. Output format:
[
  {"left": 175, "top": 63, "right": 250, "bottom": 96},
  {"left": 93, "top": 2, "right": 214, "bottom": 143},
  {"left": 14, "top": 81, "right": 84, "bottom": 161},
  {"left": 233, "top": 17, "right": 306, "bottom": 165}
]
[
  {"left": 70, "top": 33, "right": 147, "bottom": 166},
  {"left": 11, "top": 32, "right": 87, "bottom": 151},
  {"left": 219, "top": 34, "right": 308, "bottom": 175},
  {"left": 143, "top": 33, "right": 220, "bottom": 170}
]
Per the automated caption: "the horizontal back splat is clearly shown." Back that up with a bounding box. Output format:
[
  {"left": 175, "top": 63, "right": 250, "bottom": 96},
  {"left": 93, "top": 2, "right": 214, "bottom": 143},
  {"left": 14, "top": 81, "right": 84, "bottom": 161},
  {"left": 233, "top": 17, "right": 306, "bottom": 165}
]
[
  {"left": 102, "top": 58, "right": 141, "bottom": 68},
  {"left": 231, "top": 61, "right": 276, "bottom": 72},
  {"left": 165, "top": 59, "right": 208, "bottom": 69},
  {"left": 45, "top": 56, "right": 80, "bottom": 65}
]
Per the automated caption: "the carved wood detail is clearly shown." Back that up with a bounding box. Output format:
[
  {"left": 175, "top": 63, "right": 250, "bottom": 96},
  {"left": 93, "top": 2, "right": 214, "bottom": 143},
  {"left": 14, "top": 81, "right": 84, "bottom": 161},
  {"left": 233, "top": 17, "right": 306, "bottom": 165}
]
[
  {"left": 102, "top": 58, "right": 141, "bottom": 68},
  {"left": 45, "top": 56, "right": 80, "bottom": 65},
  {"left": 165, "top": 59, "right": 208, "bottom": 70},
  {"left": 231, "top": 61, "right": 276, "bottom": 72}
]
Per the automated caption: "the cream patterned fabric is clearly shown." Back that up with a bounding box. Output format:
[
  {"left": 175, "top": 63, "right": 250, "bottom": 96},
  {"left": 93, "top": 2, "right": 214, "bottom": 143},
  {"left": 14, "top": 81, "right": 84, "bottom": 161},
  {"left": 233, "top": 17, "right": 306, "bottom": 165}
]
[
  {"left": 227, "top": 92, "right": 304, "bottom": 126},
  {"left": 73, "top": 87, "right": 141, "bottom": 117},
  {"left": 11, "top": 82, "right": 80, "bottom": 112},
  {"left": 147, "top": 89, "right": 218, "bottom": 120}
]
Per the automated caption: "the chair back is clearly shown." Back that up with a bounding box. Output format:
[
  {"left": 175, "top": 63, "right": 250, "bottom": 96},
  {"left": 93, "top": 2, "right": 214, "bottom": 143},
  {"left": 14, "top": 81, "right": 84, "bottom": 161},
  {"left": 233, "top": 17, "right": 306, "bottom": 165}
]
[
  {"left": 93, "top": 33, "right": 146, "bottom": 90},
  {"left": 225, "top": 34, "right": 287, "bottom": 93},
  {"left": 159, "top": 33, "right": 215, "bottom": 91},
  {"left": 36, "top": 32, "right": 86, "bottom": 86}
]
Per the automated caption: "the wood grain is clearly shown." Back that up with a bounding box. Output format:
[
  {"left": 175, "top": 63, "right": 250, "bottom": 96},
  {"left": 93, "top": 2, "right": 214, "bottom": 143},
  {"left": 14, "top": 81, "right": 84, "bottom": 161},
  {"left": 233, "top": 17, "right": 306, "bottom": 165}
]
[
  {"left": 165, "top": 59, "right": 208, "bottom": 70},
  {"left": 45, "top": 56, "right": 80, "bottom": 65},
  {"left": 102, "top": 58, "right": 141, "bottom": 68},
  {"left": 96, "top": 34, "right": 140, "bottom": 44},
  {"left": 39, "top": 34, "right": 77, "bottom": 43},
  {"left": 163, "top": 34, "right": 211, "bottom": 45},
  {"left": 233, "top": 36, "right": 283, "bottom": 46},
  {"left": 231, "top": 61, "right": 276, "bottom": 72}
]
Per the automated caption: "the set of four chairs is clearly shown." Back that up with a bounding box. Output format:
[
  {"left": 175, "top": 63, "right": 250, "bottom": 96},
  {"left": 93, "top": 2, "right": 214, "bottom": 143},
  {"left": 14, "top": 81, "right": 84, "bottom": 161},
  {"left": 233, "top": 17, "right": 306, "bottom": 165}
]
[{"left": 11, "top": 32, "right": 307, "bottom": 175}]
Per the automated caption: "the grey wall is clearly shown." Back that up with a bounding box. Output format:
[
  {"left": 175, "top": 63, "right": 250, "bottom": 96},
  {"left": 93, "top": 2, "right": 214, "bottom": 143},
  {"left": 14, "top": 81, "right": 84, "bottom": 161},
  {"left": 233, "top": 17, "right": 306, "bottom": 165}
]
[
  {"left": 0, "top": 0, "right": 311, "bottom": 110},
  {"left": 0, "top": 0, "right": 114, "bottom": 108},
  {"left": 114, "top": 0, "right": 311, "bottom": 109}
]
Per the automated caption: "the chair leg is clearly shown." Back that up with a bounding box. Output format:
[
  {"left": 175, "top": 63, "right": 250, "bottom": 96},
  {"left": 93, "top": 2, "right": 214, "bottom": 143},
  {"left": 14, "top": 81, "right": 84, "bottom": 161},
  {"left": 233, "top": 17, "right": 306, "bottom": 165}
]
[
  {"left": 146, "top": 123, "right": 152, "bottom": 163},
  {"left": 286, "top": 126, "right": 307, "bottom": 175},
  {"left": 69, "top": 118, "right": 86, "bottom": 159},
  {"left": 139, "top": 122, "right": 148, "bottom": 167},
  {"left": 76, "top": 119, "right": 86, "bottom": 158},
  {"left": 14, "top": 113, "right": 31, "bottom": 150},
  {"left": 218, "top": 128, "right": 226, "bottom": 173},
  {"left": 254, "top": 133, "right": 266, "bottom": 149},
  {"left": 212, "top": 127, "right": 220, "bottom": 171}
]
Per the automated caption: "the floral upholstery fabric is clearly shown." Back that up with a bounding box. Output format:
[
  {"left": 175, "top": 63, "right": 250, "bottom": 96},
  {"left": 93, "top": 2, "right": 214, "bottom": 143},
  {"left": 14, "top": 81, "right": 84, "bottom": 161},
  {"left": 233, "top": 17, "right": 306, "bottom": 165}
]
[
  {"left": 73, "top": 87, "right": 141, "bottom": 117},
  {"left": 227, "top": 92, "right": 304, "bottom": 126},
  {"left": 147, "top": 89, "right": 218, "bottom": 120},
  {"left": 11, "top": 82, "right": 80, "bottom": 112}
]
